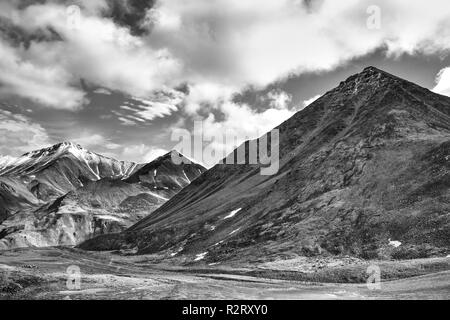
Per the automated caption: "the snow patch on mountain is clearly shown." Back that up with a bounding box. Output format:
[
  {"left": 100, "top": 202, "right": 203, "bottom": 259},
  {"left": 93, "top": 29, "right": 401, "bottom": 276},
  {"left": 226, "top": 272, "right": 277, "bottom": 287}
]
[
  {"left": 0, "top": 155, "right": 17, "bottom": 170},
  {"left": 229, "top": 228, "right": 241, "bottom": 235},
  {"left": 223, "top": 208, "right": 242, "bottom": 220},
  {"left": 388, "top": 239, "right": 402, "bottom": 248},
  {"left": 194, "top": 252, "right": 208, "bottom": 261}
]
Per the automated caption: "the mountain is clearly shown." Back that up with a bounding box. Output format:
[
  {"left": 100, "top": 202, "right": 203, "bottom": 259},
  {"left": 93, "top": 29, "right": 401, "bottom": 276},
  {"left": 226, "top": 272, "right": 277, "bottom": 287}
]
[
  {"left": 0, "top": 155, "right": 16, "bottom": 171},
  {"left": 49, "top": 151, "right": 206, "bottom": 216},
  {"left": 80, "top": 67, "right": 450, "bottom": 262},
  {"left": 0, "top": 142, "right": 142, "bottom": 234},
  {"left": 0, "top": 142, "right": 140, "bottom": 204},
  {"left": 0, "top": 146, "right": 206, "bottom": 249}
]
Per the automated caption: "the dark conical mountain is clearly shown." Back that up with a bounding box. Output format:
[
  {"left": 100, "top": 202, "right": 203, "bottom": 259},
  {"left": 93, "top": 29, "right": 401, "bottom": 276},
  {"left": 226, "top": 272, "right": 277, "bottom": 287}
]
[{"left": 80, "top": 67, "right": 450, "bottom": 262}]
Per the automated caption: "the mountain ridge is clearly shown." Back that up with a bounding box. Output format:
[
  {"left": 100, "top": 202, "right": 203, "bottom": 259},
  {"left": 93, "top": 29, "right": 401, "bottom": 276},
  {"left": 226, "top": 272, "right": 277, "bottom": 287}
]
[
  {"left": 0, "top": 144, "right": 206, "bottom": 249},
  {"left": 79, "top": 67, "right": 450, "bottom": 263}
]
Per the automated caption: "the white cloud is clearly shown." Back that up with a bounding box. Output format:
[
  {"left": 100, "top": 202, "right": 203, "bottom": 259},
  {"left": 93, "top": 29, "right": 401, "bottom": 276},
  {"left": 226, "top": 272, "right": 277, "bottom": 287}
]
[
  {"left": 433, "top": 67, "right": 450, "bottom": 97},
  {"left": 153, "top": 0, "right": 450, "bottom": 160},
  {"left": 1, "top": 0, "right": 450, "bottom": 140},
  {"left": 266, "top": 90, "right": 292, "bottom": 110},
  {"left": 131, "top": 95, "right": 180, "bottom": 121},
  {"left": 93, "top": 88, "right": 112, "bottom": 95},
  {"left": 114, "top": 90, "right": 183, "bottom": 125},
  {"left": 120, "top": 144, "right": 168, "bottom": 163},
  {"left": 0, "top": 109, "right": 50, "bottom": 156},
  {"left": 173, "top": 100, "right": 294, "bottom": 166},
  {"left": 71, "top": 133, "right": 120, "bottom": 150},
  {"left": 118, "top": 117, "right": 136, "bottom": 126},
  {"left": 0, "top": 40, "right": 86, "bottom": 109},
  {"left": 0, "top": 1, "right": 181, "bottom": 110},
  {"left": 184, "top": 83, "right": 238, "bottom": 115},
  {"left": 302, "top": 94, "right": 321, "bottom": 108},
  {"left": 150, "top": 0, "right": 450, "bottom": 89}
]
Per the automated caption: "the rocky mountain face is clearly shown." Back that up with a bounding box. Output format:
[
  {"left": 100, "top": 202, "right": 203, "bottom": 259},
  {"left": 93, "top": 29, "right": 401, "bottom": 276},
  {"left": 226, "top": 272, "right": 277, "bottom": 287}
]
[
  {"left": 0, "top": 142, "right": 140, "bottom": 203},
  {"left": 0, "top": 145, "right": 206, "bottom": 249},
  {"left": 80, "top": 67, "right": 450, "bottom": 263},
  {"left": 1, "top": 142, "right": 140, "bottom": 228}
]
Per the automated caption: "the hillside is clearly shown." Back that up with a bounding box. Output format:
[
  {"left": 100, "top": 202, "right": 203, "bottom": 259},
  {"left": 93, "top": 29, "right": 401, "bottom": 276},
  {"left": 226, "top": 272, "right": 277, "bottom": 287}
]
[
  {"left": 79, "top": 67, "right": 450, "bottom": 263},
  {"left": 0, "top": 147, "right": 206, "bottom": 249}
]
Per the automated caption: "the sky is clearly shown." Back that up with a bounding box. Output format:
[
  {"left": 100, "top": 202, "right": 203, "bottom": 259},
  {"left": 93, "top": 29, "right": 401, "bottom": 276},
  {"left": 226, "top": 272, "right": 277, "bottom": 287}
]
[{"left": 1, "top": 0, "right": 450, "bottom": 166}]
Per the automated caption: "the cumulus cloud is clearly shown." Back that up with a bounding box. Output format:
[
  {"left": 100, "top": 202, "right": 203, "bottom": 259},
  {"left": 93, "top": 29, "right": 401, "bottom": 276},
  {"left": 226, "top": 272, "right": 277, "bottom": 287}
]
[
  {"left": 0, "top": 40, "right": 86, "bottom": 109},
  {"left": 0, "top": 109, "right": 50, "bottom": 156},
  {"left": 2, "top": 0, "right": 450, "bottom": 162},
  {"left": 2, "top": 0, "right": 450, "bottom": 113},
  {"left": 120, "top": 144, "right": 168, "bottom": 163},
  {"left": 149, "top": 0, "right": 450, "bottom": 161},
  {"left": 171, "top": 99, "right": 294, "bottom": 167},
  {"left": 266, "top": 90, "right": 292, "bottom": 110},
  {"left": 71, "top": 132, "right": 120, "bottom": 150},
  {"left": 150, "top": 0, "right": 450, "bottom": 88},
  {"left": 0, "top": 0, "right": 181, "bottom": 110},
  {"left": 302, "top": 94, "right": 321, "bottom": 108}
]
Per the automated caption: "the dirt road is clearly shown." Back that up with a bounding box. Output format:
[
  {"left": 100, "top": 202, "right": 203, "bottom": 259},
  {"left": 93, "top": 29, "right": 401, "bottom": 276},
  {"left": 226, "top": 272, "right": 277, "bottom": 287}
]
[{"left": 0, "top": 247, "right": 448, "bottom": 300}]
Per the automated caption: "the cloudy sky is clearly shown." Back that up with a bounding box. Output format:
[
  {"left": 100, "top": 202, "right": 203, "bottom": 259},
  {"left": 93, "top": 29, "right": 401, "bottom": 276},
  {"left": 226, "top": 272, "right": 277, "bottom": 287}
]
[{"left": 1, "top": 0, "right": 450, "bottom": 165}]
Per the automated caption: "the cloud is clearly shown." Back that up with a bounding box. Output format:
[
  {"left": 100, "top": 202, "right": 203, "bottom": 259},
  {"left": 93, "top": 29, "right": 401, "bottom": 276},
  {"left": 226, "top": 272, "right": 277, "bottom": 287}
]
[
  {"left": 150, "top": 0, "right": 450, "bottom": 162},
  {"left": 2, "top": 0, "right": 450, "bottom": 113},
  {"left": 71, "top": 133, "right": 120, "bottom": 150},
  {"left": 1, "top": 0, "right": 450, "bottom": 115},
  {"left": 266, "top": 90, "right": 292, "bottom": 110},
  {"left": 105, "top": 0, "right": 156, "bottom": 36},
  {"left": 0, "top": 0, "right": 181, "bottom": 110},
  {"left": 60, "top": 131, "right": 166, "bottom": 163},
  {"left": 183, "top": 83, "right": 238, "bottom": 115},
  {"left": 302, "top": 94, "right": 321, "bottom": 108},
  {"left": 171, "top": 99, "right": 294, "bottom": 167},
  {"left": 1, "top": 0, "right": 450, "bottom": 161},
  {"left": 433, "top": 67, "right": 450, "bottom": 97},
  {"left": 93, "top": 88, "right": 112, "bottom": 95},
  {"left": 130, "top": 94, "right": 180, "bottom": 121},
  {"left": 113, "top": 89, "right": 183, "bottom": 125},
  {"left": 0, "top": 109, "right": 50, "bottom": 156},
  {"left": 150, "top": 0, "right": 450, "bottom": 89},
  {"left": 117, "top": 117, "right": 136, "bottom": 126},
  {"left": 0, "top": 40, "right": 86, "bottom": 109},
  {"left": 120, "top": 144, "right": 168, "bottom": 163},
  {"left": 205, "top": 102, "right": 294, "bottom": 153}
]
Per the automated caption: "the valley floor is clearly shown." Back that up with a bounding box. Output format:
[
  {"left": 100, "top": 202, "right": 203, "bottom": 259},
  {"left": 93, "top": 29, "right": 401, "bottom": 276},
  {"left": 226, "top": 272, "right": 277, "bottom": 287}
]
[{"left": 0, "top": 247, "right": 449, "bottom": 300}]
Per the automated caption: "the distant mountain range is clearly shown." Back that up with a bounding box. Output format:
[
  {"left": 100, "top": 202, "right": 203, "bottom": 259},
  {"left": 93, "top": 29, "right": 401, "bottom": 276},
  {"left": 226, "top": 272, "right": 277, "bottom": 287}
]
[
  {"left": 80, "top": 67, "right": 450, "bottom": 262},
  {"left": 0, "top": 143, "right": 205, "bottom": 249}
]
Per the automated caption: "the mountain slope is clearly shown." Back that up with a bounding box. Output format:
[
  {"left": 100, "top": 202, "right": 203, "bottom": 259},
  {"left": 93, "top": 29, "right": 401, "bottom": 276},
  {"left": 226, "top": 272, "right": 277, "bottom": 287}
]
[
  {"left": 0, "top": 142, "right": 141, "bottom": 204},
  {"left": 80, "top": 67, "right": 450, "bottom": 262},
  {"left": 0, "top": 150, "right": 206, "bottom": 249}
]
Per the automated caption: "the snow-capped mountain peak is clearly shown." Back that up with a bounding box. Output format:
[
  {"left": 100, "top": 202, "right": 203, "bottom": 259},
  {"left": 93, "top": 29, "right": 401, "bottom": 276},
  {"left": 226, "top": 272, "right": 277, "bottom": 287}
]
[
  {"left": 22, "top": 141, "right": 84, "bottom": 159},
  {"left": 0, "top": 155, "right": 17, "bottom": 171},
  {"left": 0, "top": 142, "right": 139, "bottom": 180}
]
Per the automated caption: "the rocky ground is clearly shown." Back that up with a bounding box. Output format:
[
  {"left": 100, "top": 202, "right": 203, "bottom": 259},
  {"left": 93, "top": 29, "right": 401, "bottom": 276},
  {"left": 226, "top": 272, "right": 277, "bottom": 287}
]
[{"left": 0, "top": 247, "right": 448, "bottom": 300}]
